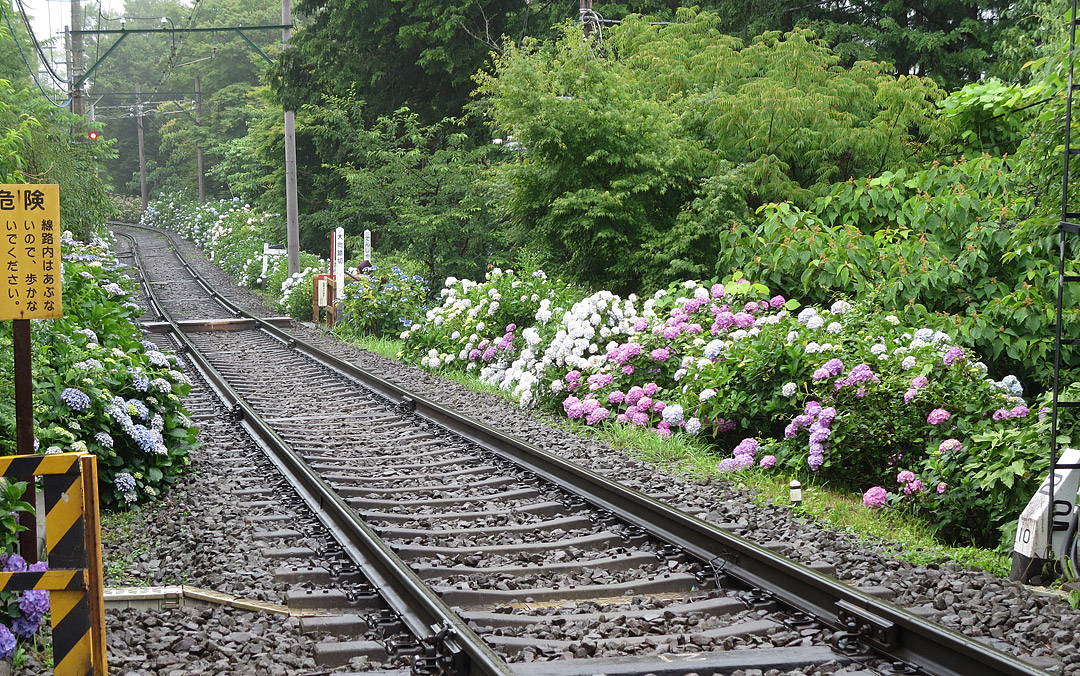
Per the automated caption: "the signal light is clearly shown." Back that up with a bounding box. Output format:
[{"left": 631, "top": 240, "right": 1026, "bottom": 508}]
[{"left": 87, "top": 131, "right": 99, "bottom": 141}]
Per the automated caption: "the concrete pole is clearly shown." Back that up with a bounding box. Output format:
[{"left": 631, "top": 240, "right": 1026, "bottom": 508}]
[
  {"left": 283, "top": 0, "right": 300, "bottom": 276},
  {"left": 70, "top": 0, "right": 84, "bottom": 115},
  {"left": 195, "top": 75, "right": 206, "bottom": 203},
  {"left": 136, "top": 84, "right": 148, "bottom": 210}
]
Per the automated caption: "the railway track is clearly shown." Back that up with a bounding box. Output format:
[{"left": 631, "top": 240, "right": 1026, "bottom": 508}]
[{"left": 112, "top": 223, "right": 1051, "bottom": 676}]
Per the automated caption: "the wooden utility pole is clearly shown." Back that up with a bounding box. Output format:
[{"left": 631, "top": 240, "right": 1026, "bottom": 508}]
[
  {"left": 195, "top": 76, "right": 206, "bottom": 203},
  {"left": 283, "top": 0, "right": 300, "bottom": 276},
  {"left": 136, "top": 84, "right": 148, "bottom": 210}
]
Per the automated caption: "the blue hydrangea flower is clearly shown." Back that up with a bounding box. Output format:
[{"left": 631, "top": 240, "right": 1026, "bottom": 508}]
[
  {"left": 146, "top": 351, "right": 169, "bottom": 367},
  {"left": 126, "top": 399, "right": 150, "bottom": 420},
  {"left": 150, "top": 378, "right": 171, "bottom": 394},
  {"left": 130, "top": 370, "right": 150, "bottom": 392},
  {"left": 114, "top": 472, "right": 136, "bottom": 494},
  {"left": 102, "top": 282, "right": 124, "bottom": 296},
  {"left": 75, "top": 328, "right": 99, "bottom": 343},
  {"left": 128, "top": 424, "right": 160, "bottom": 454},
  {"left": 661, "top": 404, "right": 684, "bottom": 425},
  {"left": 95, "top": 432, "right": 114, "bottom": 448},
  {"left": 61, "top": 388, "right": 91, "bottom": 413}
]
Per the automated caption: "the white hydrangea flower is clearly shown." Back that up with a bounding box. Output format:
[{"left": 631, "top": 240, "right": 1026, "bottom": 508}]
[
  {"left": 699, "top": 388, "right": 717, "bottom": 401},
  {"left": 806, "top": 316, "right": 825, "bottom": 330},
  {"left": 826, "top": 322, "right": 843, "bottom": 334},
  {"left": 782, "top": 382, "right": 797, "bottom": 397},
  {"left": 902, "top": 356, "right": 917, "bottom": 370}
]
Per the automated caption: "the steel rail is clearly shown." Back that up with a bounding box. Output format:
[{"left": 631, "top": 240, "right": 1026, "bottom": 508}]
[
  {"left": 116, "top": 229, "right": 515, "bottom": 676},
  {"left": 115, "top": 224, "right": 1052, "bottom": 676}
]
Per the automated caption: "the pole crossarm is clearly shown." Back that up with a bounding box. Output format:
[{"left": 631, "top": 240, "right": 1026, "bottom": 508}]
[
  {"left": 70, "top": 24, "right": 292, "bottom": 35},
  {"left": 71, "top": 25, "right": 291, "bottom": 90}
]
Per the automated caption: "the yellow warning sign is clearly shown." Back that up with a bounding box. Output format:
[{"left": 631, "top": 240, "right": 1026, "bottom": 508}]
[{"left": 0, "top": 184, "right": 61, "bottom": 320}]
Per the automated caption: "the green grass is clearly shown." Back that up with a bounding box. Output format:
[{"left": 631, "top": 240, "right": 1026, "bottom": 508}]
[
  {"left": 332, "top": 333, "right": 1011, "bottom": 577},
  {"left": 335, "top": 332, "right": 403, "bottom": 360},
  {"left": 100, "top": 508, "right": 155, "bottom": 586}
]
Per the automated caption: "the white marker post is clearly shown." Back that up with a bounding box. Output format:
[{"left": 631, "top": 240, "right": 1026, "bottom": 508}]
[
  {"left": 364, "top": 229, "right": 371, "bottom": 263},
  {"left": 335, "top": 227, "right": 346, "bottom": 300}
]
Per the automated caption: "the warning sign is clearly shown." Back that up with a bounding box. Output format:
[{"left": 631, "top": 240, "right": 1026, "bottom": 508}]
[{"left": 1, "top": 184, "right": 62, "bottom": 320}]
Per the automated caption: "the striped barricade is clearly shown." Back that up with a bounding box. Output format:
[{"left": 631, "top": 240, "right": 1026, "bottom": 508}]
[{"left": 0, "top": 453, "right": 106, "bottom": 675}]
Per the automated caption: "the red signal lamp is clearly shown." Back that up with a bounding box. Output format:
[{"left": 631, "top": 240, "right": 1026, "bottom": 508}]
[{"left": 87, "top": 131, "right": 100, "bottom": 141}]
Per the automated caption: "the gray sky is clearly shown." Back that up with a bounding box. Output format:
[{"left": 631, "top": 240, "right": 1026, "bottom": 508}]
[{"left": 16, "top": 0, "right": 127, "bottom": 82}]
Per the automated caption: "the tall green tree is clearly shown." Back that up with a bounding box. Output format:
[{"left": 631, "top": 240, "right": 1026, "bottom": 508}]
[
  {"left": 478, "top": 10, "right": 950, "bottom": 292},
  {"left": 710, "top": 0, "right": 1013, "bottom": 89}
]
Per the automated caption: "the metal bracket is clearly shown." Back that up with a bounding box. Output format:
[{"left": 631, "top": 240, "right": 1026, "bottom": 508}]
[
  {"left": 835, "top": 599, "right": 900, "bottom": 652},
  {"left": 399, "top": 397, "right": 416, "bottom": 413}
]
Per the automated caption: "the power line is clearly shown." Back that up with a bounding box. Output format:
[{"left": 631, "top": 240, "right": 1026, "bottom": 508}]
[
  {"left": 12, "top": 0, "right": 69, "bottom": 86},
  {"left": 0, "top": 1, "right": 71, "bottom": 107}
]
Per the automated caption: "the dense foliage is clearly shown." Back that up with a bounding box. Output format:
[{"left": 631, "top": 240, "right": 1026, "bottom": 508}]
[{"left": 478, "top": 14, "right": 951, "bottom": 292}]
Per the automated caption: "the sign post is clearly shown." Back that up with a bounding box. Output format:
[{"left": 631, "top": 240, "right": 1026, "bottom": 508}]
[
  {"left": 2, "top": 184, "right": 62, "bottom": 562},
  {"left": 363, "top": 228, "right": 371, "bottom": 263},
  {"left": 334, "top": 226, "right": 345, "bottom": 302}
]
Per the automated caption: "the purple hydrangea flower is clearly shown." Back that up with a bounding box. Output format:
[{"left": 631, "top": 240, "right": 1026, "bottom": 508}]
[
  {"left": 565, "top": 370, "right": 582, "bottom": 383},
  {"left": 0, "top": 623, "right": 14, "bottom": 659},
  {"left": 896, "top": 470, "right": 916, "bottom": 484},
  {"left": 759, "top": 455, "right": 776, "bottom": 468},
  {"left": 770, "top": 295, "right": 785, "bottom": 308},
  {"left": 650, "top": 347, "right": 671, "bottom": 362},
  {"left": 942, "top": 346, "right": 964, "bottom": 366},
  {"left": 937, "top": 482, "right": 947, "bottom": 494},
  {"left": 607, "top": 391, "right": 625, "bottom": 405},
  {"left": 733, "top": 438, "right": 758, "bottom": 458}
]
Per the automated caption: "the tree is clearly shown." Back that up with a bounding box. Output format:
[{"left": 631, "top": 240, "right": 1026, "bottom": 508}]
[
  {"left": 477, "top": 10, "right": 950, "bottom": 291},
  {"left": 709, "top": 0, "right": 1013, "bottom": 90}
]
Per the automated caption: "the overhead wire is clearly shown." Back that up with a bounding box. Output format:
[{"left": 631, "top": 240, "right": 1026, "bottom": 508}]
[
  {"left": 12, "top": 0, "right": 69, "bottom": 86},
  {"left": 0, "top": 0, "right": 71, "bottom": 107}
]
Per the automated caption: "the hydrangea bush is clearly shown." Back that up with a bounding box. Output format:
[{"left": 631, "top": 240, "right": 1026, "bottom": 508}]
[
  {"left": 336, "top": 265, "right": 430, "bottom": 338},
  {"left": 29, "top": 235, "right": 199, "bottom": 507},
  {"left": 0, "top": 479, "right": 42, "bottom": 658},
  {"left": 400, "top": 269, "right": 1057, "bottom": 545}
]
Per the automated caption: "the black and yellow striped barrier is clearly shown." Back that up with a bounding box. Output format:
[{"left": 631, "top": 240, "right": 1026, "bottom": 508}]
[{"left": 0, "top": 453, "right": 106, "bottom": 675}]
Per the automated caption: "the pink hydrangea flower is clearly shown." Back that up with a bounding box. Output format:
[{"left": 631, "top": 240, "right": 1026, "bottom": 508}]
[
  {"left": 643, "top": 382, "right": 659, "bottom": 396},
  {"left": 863, "top": 486, "right": 887, "bottom": 509},
  {"left": 927, "top": 408, "right": 951, "bottom": 425},
  {"left": 896, "top": 470, "right": 916, "bottom": 484},
  {"left": 710, "top": 283, "right": 725, "bottom": 298},
  {"left": 938, "top": 438, "right": 962, "bottom": 453},
  {"left": 937, "top": 482, "right": 947, "bottom": 494}
]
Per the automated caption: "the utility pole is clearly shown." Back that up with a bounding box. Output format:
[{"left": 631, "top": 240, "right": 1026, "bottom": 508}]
[
  {"left": 282, "top": 0, "right": 300, "bottom": 276},
  {"left": 70, "top": 0, "right": 84, "bottom": 114},
  {"left": 136, "top": 84, "right": 148, "bottom": 210},
  {"left": 195, "top": 75, "right": 206, "bottom": 203}
]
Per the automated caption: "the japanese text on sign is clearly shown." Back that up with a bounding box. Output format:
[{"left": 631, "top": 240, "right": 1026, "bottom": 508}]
[{"left": 0, "top": 185, "right": 62, "bottom": 320}]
